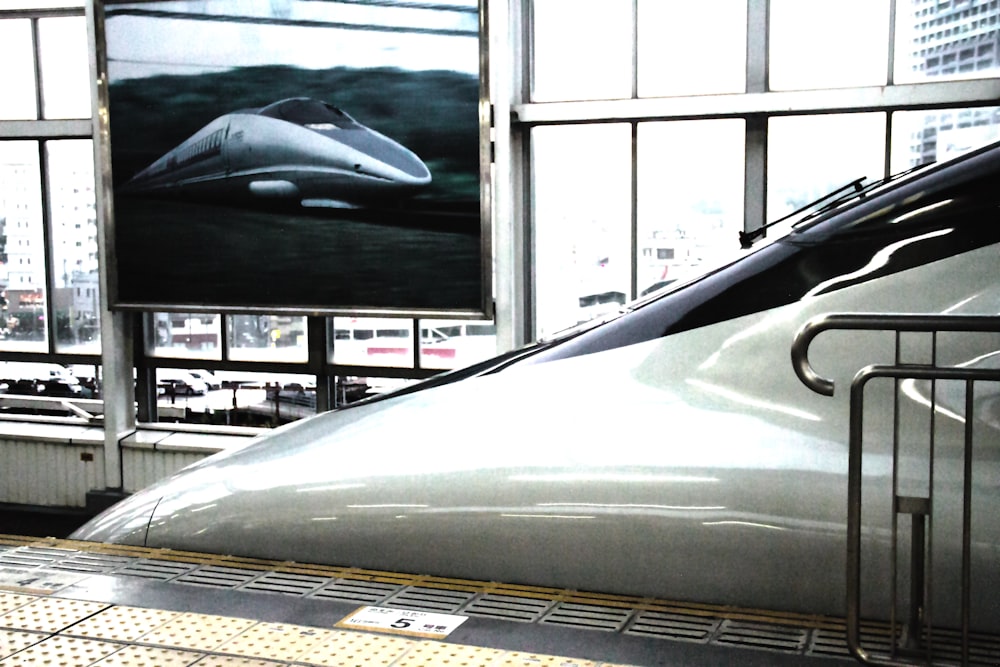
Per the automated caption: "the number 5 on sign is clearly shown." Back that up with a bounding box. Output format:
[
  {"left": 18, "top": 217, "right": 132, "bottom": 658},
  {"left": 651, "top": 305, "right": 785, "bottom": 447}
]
[{"left": 336, "top": 606, "right": 468, "bottom": 639}]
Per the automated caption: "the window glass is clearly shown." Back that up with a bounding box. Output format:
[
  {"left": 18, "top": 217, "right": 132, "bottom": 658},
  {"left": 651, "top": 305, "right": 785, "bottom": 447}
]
[
  {"left": 47, "top": 140, "right": 99, "bottom": 353},
  {"left": 769, "top": 0, "right": 890, "bottom": 90},
  {"left": 767, "top": 114, "right": 887, "bottom": 230},
  {"left": 0, "top": 19, "right": 38, "bottom": 120},
  {"left": 158, "top": 370, "right": 316, "bottom": 425},
  {"left": 531, "top": 0, "right": 633, "bottom": 102},
  {"left": 637, "top": 0, "right": 746, "bottom": 97},
  {"left": 332, "top": 317, "right": 415, "bottom": 368},
  {"left": 532, "top": 124, "right": 632, "bottom": 338},
  {"left": 227, "top": 315, "right": 308, "bottom": 363},
  {"left": 890, "top": 106, "right": 1000, "bottom": 172},
  {"left": 38, "top": 16, "right": 91, "bottom": 119},
  {"left": 895, "top": 0, "right": 1000, "bottom": 84},
  {"left": 0, "top": 141, "right": 48, "bottom": 351},
  {"left": 419, "top": 318, "right": 497, "bottom": 370},
  {"left": 637, "top": 120, "right": 745, "bottom": 295},
  {"left": 151, "top": 312, "right": 222, "bottom": 360}
]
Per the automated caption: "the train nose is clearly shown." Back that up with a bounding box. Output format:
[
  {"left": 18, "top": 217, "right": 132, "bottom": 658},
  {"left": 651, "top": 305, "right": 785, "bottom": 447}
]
[{"left": 71, "top": 489, "right": 161, "bottom": 547}]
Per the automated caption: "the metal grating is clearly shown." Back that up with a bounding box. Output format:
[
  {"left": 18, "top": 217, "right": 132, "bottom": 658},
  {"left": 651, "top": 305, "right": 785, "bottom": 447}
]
[
  {"left": 712, "top": 619, "right": 808, "bottom": 654},
  {"left": 462, "top": 594, "right": 554, "bottom": 623},
  {"left": 0, "top": 546, "right": 74, "bottom": 569},
  {"left": 172, "top": 565, "right": 263, "bottom": 589},
  {"left": 113, "top": 558, "right": 198, "bottom": 581},
  {"left": 807, "top": 627, "right": 855, "bottom": 659},
  {"left": 239, "top": 571, "right": 330, "bottom": 597},
  {"left": 309, "top": 577, "right": 403, "bottom": 605},
  {"left": 383, "top": 586, "right": 476, "bottom": 614},
  {"left": 46, "top": 552, "right": 132, "bottom": 574},
  {"left": 625, "top": 610, "right": 720, "bottom": 643},
  {"left": 910, "top": 627, "right": 1000, "bottom": 666},
  {"left": 539, "top": 602, "right": 633, "bottom": 632}
]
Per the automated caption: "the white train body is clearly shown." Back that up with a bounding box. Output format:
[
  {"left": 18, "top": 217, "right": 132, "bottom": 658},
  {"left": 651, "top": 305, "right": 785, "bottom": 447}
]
[
  {"left": 78, "top": 141, "right": 1000, "bottom": 630},
  {"left": 121, "top": 98, "right": 431, "bottom": 206}
]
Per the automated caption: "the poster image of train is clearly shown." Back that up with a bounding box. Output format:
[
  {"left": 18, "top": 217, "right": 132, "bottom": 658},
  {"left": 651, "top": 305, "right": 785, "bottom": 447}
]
[{"left": 100, "top": 0, "right": 486, "bottom": 314}]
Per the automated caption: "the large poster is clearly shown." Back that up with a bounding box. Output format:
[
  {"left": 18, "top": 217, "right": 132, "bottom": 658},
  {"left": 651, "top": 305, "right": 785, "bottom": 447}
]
[{"left": 98, "top": 0, "right": 488, "bottom": 315}]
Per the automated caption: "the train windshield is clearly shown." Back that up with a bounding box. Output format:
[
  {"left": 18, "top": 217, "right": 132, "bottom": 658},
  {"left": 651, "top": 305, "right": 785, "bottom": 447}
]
[{"left": 256, "top": 98, "right": 361, "bottom": 131}]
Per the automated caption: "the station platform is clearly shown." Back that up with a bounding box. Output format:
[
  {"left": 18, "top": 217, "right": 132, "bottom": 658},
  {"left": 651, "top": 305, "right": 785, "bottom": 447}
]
[{"left": 0, "top": 533, "right": 872, "bottom": 666}]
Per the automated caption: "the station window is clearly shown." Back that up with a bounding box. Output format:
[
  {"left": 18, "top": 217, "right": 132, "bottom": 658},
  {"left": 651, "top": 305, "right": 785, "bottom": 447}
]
[
  {"left": 769, "top": 0, "right": 891, "bottom": 91},
  {"left": 767, "top": 114, "right": 887, "bottom": 228},
  {"left": 37, "top": 16, "right": 91, "bottom": 119},
  {"left": 637, "top": 120, "right": 745, "bottom": 295},
  {"left": 637, "top": 0, "right": 746, "bottom": 97},
  {"left": 532, "top": 123, "right": 632, "bottom": 338},
  {"left": 530, "top": 0, "right": 633, "bottom": 102},
  {"left": 47, "top": 140, "right": 99, "bottom": 354}
]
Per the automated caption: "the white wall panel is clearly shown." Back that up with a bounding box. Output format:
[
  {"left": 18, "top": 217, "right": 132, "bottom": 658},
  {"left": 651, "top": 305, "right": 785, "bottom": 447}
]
[{"left": 0, "top": 437, "right": 104, "bottom": 507}]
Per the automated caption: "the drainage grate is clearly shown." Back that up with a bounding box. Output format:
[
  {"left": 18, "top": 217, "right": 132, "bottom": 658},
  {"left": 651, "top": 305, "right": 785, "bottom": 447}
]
[
  {"left": 173, "top": 565, "right": 262, "bottom": 589},
  {"left": 0, "top": 547, "right": 75, "bottom": 569},
  {"left": 540, "top": 602, "right": 633, "bottom": 632},
  {"left": 47, "top": 552, "right": 132, "bottom": 574},
  {"left": 462, "top": 594, "right": 554, "bottom": 623},
  {"left": 309, "top": 577, "right": 402, "bottom": 605},
  {"left": 383, "top": 586, "right": 475, "bottom": 614},
  {"left": 625, "top": 610, "right": 720, "bottom": 643},
  {"left": 113, "top": 558, "right": 198, "bottom": 581},
  {"left": 239, "top": 572, "right": 329, "bottom": 597},
  {"left": 712, "top": 619, "right": 808, "bottom": 654},
  {"left": 807, "top": 627, "right": 854, "bottom": 659}
]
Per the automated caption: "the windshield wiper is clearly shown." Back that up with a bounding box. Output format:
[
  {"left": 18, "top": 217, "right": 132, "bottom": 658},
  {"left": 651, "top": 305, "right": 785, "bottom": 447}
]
[
  {"left": 738, "top": 162, "right": 934, "bottom": 249},
  {"left": 740, "top": 177, "right": 865, "bottom": 249}
]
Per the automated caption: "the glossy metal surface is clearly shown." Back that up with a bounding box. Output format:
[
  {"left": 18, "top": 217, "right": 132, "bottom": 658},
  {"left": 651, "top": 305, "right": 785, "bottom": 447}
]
[{"left": 76, "top": 141, "right": 1000, "bottom": 629}]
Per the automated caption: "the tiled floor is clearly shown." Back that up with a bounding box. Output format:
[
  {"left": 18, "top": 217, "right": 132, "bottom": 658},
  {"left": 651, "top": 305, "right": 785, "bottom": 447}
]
[{"left": 0, "top": 535, "right": 866, "bottom": 666}]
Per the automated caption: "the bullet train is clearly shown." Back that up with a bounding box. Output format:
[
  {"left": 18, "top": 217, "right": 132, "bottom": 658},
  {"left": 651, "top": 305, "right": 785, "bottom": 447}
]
[
  {"left": 76, "top": 140, "right": 1000, "bottom": 631},
  {"left": 119, "top": 97, "right": 431, "bottom": 207}
]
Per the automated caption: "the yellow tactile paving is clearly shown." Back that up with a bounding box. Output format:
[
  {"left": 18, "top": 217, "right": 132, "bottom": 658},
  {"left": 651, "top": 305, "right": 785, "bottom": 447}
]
[
  {"left": 193, "top": 656, "right": 289, "bottom": 666},
  {"left": 299, "top": 629, "right": 413, "bottom": 667},
  {"left": 392, "top": 640, "right": 505, "bottom": 667},
  {"left": 0, "top": 596, "right": 108, "bottom": 633},
  {"left": 68, "top": 604, "right": 182, "bottom": 642},
  {"left": 497, "top": 652, "right": 596, "bottom": 667},
  {"left": 216, "top": 622, "right": 336, "bottom": 662},
  {"left": 137, "top": 612, "right": 257, "bottom": 651},
  {"left": 0, "top": 594, "right": 35, "bottom": 616},
  {"left": 0, "top": 629, "right": 45, "bottom": 660},
  {"left": 89, "top": 644, "right": 203, "bottom": 666},
  {"left": 0, "top": 635, "right": 119, "bottom": 666}
]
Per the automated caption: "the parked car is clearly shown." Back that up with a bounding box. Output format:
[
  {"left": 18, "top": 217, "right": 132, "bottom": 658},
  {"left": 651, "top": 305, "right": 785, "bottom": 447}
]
[
  {"left": 156, "top": 370, "right": 208, "bottom": 396},
  {"left": 0, "top": 362, "right": 85, "bottom": 397},
  {"left": 187, "top": 369, "right": 221, "bottom": 390}
]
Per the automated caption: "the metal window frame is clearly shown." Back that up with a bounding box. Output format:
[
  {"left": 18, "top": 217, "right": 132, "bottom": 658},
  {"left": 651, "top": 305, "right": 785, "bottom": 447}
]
[{"left": 511, "top": 0, "right": 1000, "bottom": 341}]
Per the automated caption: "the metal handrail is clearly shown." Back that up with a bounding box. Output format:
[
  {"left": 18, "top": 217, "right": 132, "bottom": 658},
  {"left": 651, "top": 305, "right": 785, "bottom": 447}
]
[
  {"left": 792, "top": 313, "right": 1000, "bottom": 666},
  {"left": 791, "top": 313, "right": 1000, "bottom": 397}
]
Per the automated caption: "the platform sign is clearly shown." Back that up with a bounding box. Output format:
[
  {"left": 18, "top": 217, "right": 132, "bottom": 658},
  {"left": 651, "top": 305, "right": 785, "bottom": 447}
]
[
  {"left": 0, "top": 568, "right": 87, "bottom": 595},
  {"left": 336, "top": 606, "right": 467, "bottom": 639}
]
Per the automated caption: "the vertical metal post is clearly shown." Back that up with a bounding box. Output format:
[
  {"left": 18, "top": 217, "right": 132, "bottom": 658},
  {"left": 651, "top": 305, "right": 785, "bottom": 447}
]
[
  {"left": 307, "top": 315, "right": 332, "bottom": 413},
  {"left": 846, "top": 377, "right": 866, "bottom": 663},
  {"left": 962, "top": 380, "right": 974, "bottom": 666},
  {"left": 88, "top": 0, "right": 133, "bottom": 491}
]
